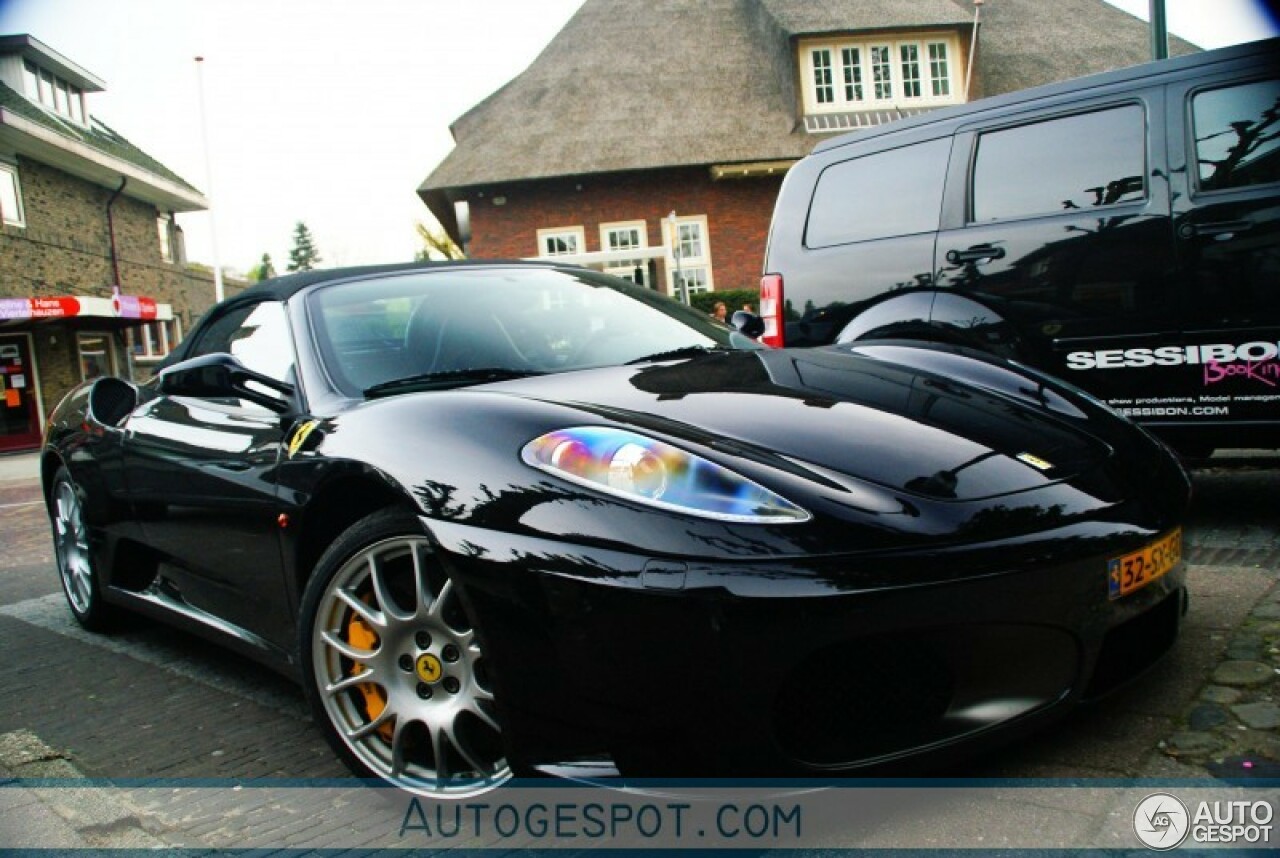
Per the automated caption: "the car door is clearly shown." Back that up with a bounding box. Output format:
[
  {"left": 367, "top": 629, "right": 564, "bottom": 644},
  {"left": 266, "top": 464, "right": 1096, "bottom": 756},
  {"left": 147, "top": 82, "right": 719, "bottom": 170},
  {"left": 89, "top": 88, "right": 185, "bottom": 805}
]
[
  {"left": 933, "top": 94, "right": 1181, "bottom": 409},
  {"left": 1169, "top": 70, "right": 1280, "bottom": 428},
  {"left": 124, "top": 299, "right": 297, "bottom": 652}
]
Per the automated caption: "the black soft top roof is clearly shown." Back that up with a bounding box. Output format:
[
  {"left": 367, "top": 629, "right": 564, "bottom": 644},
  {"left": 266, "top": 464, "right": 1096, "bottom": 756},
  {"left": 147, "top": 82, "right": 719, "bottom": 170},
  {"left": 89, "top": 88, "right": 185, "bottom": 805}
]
[{"left": 164, "top": 258, "right": 561, "bottom": 367}]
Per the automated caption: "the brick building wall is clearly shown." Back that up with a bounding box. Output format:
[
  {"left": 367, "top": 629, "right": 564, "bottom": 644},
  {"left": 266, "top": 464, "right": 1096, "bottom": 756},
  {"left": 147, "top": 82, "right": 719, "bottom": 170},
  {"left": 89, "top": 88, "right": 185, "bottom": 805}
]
[
  {"left": 0, "top": 157, "right": 227, "bottom": 422},
  {"left": 464, "top": 166, "right": 783, "bottom": 294}
]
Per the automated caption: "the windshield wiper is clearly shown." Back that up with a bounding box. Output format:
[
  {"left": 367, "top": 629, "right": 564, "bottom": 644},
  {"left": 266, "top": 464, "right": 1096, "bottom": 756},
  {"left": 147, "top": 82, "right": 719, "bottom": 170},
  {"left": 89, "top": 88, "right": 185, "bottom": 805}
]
[
  {"left": 364, "top": 367, "right": 545, "bottom": 398},
  {"left": 624, "top": 345, "right": 733, "bottom": 365}
]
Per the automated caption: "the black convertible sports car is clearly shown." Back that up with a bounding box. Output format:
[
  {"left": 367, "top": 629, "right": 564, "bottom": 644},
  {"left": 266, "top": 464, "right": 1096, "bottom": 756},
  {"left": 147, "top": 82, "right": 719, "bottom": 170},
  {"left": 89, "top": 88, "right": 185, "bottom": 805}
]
[{"left": 43, "top": 261, "right": 1190, "bottom": 796}]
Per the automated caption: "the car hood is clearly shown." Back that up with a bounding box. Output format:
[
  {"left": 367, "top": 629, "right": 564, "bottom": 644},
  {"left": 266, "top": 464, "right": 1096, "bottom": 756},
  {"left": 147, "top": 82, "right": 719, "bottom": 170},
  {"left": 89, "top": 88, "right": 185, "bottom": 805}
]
[{"left": 484, "top": 346, "right": 1112, "bottom": 502}]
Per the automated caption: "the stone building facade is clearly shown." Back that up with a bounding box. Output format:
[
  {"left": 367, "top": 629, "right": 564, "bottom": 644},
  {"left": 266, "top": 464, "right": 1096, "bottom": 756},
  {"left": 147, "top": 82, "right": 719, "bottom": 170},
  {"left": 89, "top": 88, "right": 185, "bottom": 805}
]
[{"left": 0, "top": 34, "right": 230, "bottom": 452}]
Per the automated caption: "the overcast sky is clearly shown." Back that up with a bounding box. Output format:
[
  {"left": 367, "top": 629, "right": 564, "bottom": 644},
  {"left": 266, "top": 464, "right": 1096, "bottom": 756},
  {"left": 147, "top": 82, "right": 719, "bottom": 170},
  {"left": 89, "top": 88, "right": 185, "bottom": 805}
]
[{"left": 0, "top": 0, "right": 1277, "bottom": 277}]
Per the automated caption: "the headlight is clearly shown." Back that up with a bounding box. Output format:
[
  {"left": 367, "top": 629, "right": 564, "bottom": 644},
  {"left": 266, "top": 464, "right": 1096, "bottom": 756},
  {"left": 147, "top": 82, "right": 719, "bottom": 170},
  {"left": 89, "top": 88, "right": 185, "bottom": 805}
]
[{"left": 522, "top": 426, "right": 809, "bottom": 523}]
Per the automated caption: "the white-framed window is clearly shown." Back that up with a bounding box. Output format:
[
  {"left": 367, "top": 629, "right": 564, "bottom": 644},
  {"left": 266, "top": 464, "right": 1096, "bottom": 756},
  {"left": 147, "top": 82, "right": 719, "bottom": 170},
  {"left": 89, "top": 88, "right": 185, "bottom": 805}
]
[
  {"left": 21, "top": 59, "right": 87, "bottom": 125},
  {"left": 76, "top": 332, "right": 118, "bottom": 381},
  {"left": 536, "top": 226, "right": 586, "bottom": 257},
  {"left": 665, "top": 215, "right": 713, "bottom": 296},
  {"left": 157, "top": 213, "right": 174, "bottom": 263},
  {"left": 600, "top": 220, "right": 648, "bottom": 285},
  {"left": 127, "top": 319, "right": 183, "bottom": 362},
  {"left": 0, "top": 163, "right": 25, "bottom": 228},
  {"left": 801, "top": 34, "right": 962, "bottom": 114},
  {"left": 674, "top": 267, "right": 710, "bottom": 295}
]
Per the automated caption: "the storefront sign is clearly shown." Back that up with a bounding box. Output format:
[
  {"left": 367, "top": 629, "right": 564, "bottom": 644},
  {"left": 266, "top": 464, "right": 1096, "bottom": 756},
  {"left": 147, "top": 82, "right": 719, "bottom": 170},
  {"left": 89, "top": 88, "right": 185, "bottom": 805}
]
[
  {"left": 113, "top": 294, "right": 158, "bottom": 320},
  {"left": 0, "top": 295, "right": 167, "bottom": 321},
  {"left": 0, "top": 297, "right": 81, "bottom": 320}
]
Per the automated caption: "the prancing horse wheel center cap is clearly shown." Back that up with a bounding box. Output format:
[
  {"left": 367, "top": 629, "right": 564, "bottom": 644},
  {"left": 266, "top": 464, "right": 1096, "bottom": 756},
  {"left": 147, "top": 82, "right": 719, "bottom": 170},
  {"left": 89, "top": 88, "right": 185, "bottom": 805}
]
[{"left": 415, "top": 653, "right": 443, "bottom": 684}]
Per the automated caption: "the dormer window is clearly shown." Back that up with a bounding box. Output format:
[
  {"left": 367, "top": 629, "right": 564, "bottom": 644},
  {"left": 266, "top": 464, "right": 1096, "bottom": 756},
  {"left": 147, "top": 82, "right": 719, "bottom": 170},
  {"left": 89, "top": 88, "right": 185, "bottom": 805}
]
[
  {"left": 800, "top": 33, "right": 963, "bottom": 122},
  {"left": 22, "top": 58, "right": 86, "bottom": 124}
]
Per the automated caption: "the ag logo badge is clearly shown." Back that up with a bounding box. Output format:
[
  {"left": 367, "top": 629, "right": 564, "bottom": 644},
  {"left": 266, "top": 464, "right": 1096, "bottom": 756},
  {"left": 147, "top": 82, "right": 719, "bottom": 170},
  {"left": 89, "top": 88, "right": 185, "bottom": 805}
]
[{"left": 1133, "top": 792, "right": 1189, "bottom": 850}]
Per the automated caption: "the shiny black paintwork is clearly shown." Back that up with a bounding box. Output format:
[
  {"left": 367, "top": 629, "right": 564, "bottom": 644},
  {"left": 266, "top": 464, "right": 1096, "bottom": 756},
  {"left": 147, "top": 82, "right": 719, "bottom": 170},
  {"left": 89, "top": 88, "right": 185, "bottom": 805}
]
[
  {"left": 42, "top": 262, "right": 1191, "bottom": 776},
  {"left": 765, "top": 39, "right": 1280, "bottom": 452}
]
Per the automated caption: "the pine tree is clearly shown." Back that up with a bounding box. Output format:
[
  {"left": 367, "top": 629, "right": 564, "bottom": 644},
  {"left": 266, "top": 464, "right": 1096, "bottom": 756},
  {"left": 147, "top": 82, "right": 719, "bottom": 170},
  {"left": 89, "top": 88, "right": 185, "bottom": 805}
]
[{"left": 287, "top": 222, "right": 322, "bottom": 272}]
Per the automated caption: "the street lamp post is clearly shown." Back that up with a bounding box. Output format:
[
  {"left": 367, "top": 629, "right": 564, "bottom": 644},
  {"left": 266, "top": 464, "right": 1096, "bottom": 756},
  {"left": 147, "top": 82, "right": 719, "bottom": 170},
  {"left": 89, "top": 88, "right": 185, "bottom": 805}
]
[
  {"left": 668, "top": 211, "right": 688, "bottom": 306},
  {"left": 194, "top": 56, "right": 225, "bottom": 303}
]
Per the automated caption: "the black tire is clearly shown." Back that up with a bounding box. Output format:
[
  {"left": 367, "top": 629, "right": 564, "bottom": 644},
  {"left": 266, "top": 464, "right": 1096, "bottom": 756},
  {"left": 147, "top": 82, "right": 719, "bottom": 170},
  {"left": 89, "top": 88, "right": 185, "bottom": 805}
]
[
  {"left": 48, "top": 466, "right": 120, "bottom": 631},
  {"left": 298, "top": 506, "right": 511, "bottom": 797}
]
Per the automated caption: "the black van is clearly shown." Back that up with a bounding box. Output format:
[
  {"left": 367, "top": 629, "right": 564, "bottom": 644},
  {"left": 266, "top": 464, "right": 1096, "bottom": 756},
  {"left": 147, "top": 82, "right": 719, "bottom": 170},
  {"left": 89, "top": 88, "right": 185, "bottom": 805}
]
[{"left": 762, "top": 38, "right": 1279, "bottom": 454}]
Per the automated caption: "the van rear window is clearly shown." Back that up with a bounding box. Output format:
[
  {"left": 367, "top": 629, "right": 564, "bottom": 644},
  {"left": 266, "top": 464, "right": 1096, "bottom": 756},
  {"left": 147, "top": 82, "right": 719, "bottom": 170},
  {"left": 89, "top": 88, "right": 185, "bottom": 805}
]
[
  {"left": 805, "top": 138, "right": 950, "bottom": 248},
  {"left": 971, "top": 105, "right": 1146, "bottom": 222}
]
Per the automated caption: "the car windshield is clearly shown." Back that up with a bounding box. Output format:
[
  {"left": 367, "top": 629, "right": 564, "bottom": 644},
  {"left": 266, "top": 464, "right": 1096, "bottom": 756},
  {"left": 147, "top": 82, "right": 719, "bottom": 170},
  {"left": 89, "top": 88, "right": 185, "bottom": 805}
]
[{"left": 306, "top": 266, "right": 760, "bottom": 397}]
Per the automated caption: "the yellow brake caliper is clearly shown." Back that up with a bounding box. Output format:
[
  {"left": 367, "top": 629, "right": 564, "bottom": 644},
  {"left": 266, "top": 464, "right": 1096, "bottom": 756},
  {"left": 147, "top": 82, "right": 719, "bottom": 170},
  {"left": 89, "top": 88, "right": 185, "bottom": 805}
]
[{"left": 347, "top": 607, "right": 395, "bottom": 741}]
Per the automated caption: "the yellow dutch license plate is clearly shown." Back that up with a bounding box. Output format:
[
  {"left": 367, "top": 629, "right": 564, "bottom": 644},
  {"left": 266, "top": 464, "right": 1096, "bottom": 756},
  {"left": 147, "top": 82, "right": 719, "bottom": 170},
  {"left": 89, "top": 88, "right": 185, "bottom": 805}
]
[{"left": 1108, "top": 528, "right": 1182, "bottom": 600}]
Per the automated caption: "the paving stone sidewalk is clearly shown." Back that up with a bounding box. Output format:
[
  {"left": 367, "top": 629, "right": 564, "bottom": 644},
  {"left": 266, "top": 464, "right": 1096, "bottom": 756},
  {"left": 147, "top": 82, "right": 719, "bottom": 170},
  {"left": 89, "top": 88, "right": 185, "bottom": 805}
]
[
  {"left": 1154, "top": 453, "right": 1280, "bottom": 777},
  {"left": 1, "top": 450, "right": 1277, "bottom": 850}
]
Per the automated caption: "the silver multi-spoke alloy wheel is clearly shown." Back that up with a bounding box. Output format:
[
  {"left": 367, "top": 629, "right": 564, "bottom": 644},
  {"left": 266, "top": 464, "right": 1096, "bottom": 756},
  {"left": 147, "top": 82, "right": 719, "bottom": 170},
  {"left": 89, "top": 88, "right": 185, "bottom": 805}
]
[
  {"left": 310, "top": 533, "right": 510, "bottom": 797},
  {"left": 53, "top": 476, "right": 93, "bottom": 616}
]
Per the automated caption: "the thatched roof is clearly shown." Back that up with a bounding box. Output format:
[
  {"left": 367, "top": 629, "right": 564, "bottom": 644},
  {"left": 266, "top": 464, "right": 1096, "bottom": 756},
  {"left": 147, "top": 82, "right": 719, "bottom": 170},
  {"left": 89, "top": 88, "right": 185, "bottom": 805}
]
[
  {"left": 419, "top": 0, "right": 1197, "bottom": 237},
  {"left": 972, "top": 0, "right": 1198, "bottom": 96}
]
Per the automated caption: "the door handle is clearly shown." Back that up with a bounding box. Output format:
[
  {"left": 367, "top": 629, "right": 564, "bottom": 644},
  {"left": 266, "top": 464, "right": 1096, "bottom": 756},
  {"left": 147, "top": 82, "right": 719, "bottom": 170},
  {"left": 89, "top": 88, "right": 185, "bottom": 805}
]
[
  {"left": 946, "top": 245, "right": 1006, "bottom": 264},
  {"left": 1179, "top": 220, "right": 1252, "bottom": 239}
]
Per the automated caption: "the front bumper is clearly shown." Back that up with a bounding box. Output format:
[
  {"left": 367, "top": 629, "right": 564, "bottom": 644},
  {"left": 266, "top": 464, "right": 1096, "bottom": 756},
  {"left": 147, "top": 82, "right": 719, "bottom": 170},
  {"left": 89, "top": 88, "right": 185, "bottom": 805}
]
[{"left": 428, "top": 517, "right": 1186, "bottom": 776}]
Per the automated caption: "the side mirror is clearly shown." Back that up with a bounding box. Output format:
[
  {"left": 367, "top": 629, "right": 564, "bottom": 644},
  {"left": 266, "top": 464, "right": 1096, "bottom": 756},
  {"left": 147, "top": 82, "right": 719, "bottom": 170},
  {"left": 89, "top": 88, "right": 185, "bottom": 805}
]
[
  {"left": 159, "top": 353, "right": 295, "bottom": 414},
  {"left": 88, "top": 376, "right": 139, "bottom": 428},
  {"left": 730, "top": 310, "right": 765, "bottom": 340}
]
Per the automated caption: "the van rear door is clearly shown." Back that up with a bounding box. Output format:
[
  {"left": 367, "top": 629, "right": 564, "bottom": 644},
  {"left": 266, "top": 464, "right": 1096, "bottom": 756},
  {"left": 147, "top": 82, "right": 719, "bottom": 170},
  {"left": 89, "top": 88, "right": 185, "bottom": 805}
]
[
  {"left": 933, "top": 93, "right": 1181, "bottom": 414},
  {"left": 1169, "top": 70, "right": 1280, "bottom": 434}
]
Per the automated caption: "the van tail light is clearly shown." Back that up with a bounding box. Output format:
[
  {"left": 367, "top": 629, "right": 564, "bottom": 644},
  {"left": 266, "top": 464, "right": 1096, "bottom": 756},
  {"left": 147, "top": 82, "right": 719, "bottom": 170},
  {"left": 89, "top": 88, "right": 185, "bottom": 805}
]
[{"left": 759, "top": 273, "right": 785, "bottom": 348}]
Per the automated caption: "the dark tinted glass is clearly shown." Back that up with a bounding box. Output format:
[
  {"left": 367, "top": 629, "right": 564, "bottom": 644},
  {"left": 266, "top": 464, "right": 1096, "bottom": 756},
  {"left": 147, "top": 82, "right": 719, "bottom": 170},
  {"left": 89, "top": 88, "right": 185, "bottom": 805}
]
[
  {"left": 805, "top": 138, "right": 950, "bottom": 248},
  {"left": 1193, "top": 77, "right": 1280, "bottom": 192},
  {"left": 972, "top": 105, "right": 1146, "bottom": 222},
  {"left": 308, "top": 268, "right": 756, "bottom": 396}
]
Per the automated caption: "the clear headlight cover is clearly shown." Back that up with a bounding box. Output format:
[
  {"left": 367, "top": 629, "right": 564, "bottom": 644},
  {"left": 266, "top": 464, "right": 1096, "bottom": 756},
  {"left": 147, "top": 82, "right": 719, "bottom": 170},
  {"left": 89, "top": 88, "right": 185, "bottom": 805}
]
[{"left": 521, "top": 426, "right": 810, "bottom": 523}]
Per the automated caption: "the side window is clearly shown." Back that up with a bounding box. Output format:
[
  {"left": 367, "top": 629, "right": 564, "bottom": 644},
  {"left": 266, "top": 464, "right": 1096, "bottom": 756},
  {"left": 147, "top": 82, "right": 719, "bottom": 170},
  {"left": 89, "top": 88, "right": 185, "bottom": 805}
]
[
  {"left": 971, "top": 105, "right": 1147, "bottom": 222},
  {"left": 190, "top": 301, "right": 294, "bottom": 388},
  {"left": 1192, "top": 77, "right": 1280, "bottom": 192},
  {"left": 0, "top": 162, "right": 25, "bottom": 227},
  {"left": 805, "top": 137, "right": 951, "bottom": 248}
]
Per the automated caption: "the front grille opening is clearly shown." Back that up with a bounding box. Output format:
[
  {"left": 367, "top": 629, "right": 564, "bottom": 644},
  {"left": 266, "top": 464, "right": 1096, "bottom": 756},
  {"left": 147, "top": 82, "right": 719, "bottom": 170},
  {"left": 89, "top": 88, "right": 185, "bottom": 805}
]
[
  {"left": 1084, "top": 589, "right": 1182, "bottom": 699},
  {"left": 774, "top": 637, "right": 953, "bottom": 765}
]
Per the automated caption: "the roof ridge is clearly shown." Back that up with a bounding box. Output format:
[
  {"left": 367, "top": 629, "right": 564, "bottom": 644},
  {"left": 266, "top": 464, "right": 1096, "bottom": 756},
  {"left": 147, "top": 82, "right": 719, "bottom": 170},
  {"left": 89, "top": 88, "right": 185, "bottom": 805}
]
[{"left": 0, "top": 80, "right": 201, "bottom": 195}]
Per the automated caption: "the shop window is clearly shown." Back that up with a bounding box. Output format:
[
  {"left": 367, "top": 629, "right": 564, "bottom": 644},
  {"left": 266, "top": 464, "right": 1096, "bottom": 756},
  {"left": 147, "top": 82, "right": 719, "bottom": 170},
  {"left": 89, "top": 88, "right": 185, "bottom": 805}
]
[
  {"left": 127, "top": 319, "right": 183, "bottom": 362},
  {"left": 77, "top": 332, "right": 117, "bottom": 381}
]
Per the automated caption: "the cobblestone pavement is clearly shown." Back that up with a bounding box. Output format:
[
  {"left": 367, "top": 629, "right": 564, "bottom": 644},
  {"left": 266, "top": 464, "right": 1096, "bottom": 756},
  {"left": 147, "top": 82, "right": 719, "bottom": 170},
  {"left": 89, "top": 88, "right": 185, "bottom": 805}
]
[{"left": 1, "top": 450, "right": 1277, "bottom": 850}]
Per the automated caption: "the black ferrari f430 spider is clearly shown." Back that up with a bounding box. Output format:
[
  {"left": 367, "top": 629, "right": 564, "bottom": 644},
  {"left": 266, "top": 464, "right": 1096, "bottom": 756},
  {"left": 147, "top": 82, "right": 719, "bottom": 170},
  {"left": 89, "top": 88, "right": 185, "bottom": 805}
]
[{"left": 43, "top": 261, "right": 1190, "bottom": 796}]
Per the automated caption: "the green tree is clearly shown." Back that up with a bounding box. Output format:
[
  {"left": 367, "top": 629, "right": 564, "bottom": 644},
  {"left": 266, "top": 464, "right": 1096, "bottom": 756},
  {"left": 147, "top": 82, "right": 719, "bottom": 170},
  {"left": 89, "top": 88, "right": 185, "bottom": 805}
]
[
  {"left": 247, "top": 252, "right": 277, "bottom": 283},
  {"left": 287, "top": 221, "right": 322, "bottom": 272},
  {"left": 414, "top": 222, "right": 464, "bottom": 261}
]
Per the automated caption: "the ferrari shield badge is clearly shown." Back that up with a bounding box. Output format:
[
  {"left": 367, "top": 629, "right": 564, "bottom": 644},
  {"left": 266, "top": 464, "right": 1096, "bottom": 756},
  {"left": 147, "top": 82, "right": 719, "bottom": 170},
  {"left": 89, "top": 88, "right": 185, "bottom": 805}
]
[{"left": 288, "top": 419, "right": 320, "bottom": 458}]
